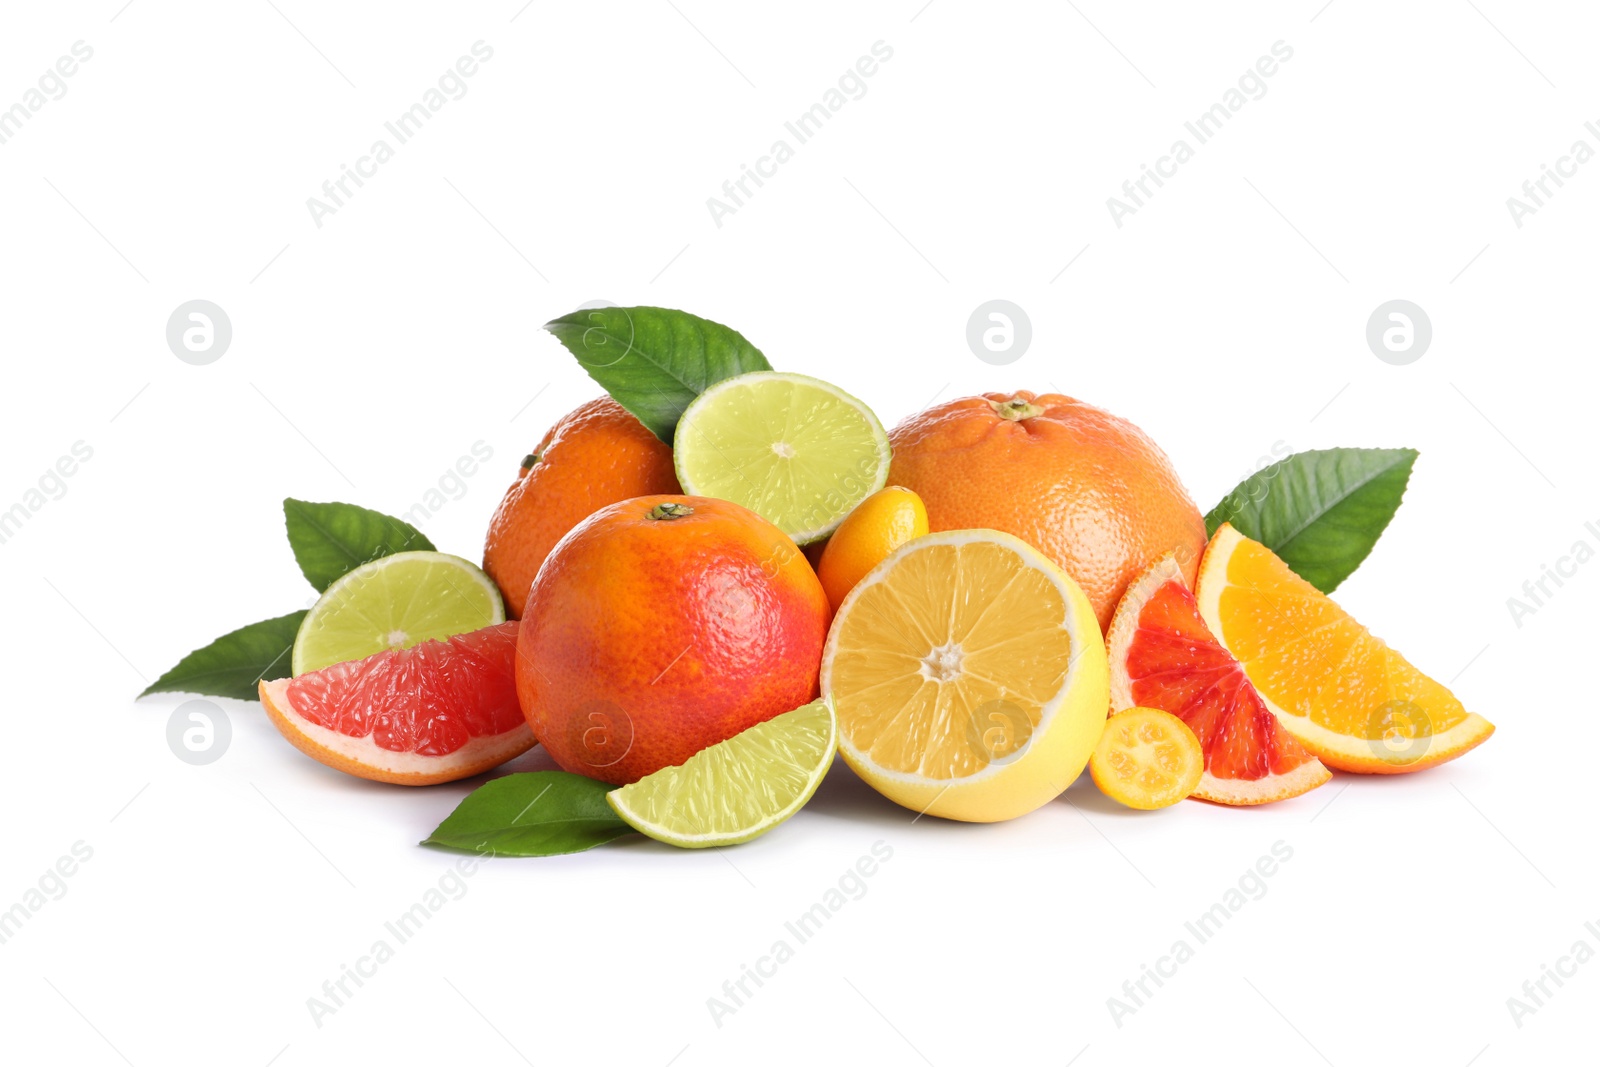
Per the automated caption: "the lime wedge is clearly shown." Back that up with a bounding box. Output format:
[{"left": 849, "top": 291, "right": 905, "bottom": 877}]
[
  {"left": 607, "top": 697, "right": 837, "bottom": 847},
  {"left": 292, "top": 551, "right": 504, "bottom": 675},
  {"left": 673, "top": 371, "right": 890, "bottom": 544}
]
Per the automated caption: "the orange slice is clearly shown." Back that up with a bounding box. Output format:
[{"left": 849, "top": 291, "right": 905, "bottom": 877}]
[
  {"left": 1195, "top": 523, "right": 1494, "bottom": 774},
  {"left": 1089, "top": 707, "right": 1203, "bottom": 809},
  {"left": 260, "top": 621, "right": 535, "bottom": 785},
  {"left": 1108, "top": 556, "right": 1330, "bottom": 804}
]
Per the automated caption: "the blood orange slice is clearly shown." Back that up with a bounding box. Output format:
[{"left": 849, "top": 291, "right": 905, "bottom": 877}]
[
  {"left": 1107, "top": 556, "right": 1330, "bottom": 805},
  {"left": 259, "top": 620, "right": 535, "bottom": 785}
]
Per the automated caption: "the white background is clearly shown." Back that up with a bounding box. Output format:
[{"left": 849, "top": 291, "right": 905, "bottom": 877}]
[{"left": 1, "top": 2, "right": 1594, "bottom": 1065}]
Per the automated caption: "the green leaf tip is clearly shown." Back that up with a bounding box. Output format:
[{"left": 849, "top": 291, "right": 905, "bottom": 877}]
[
  {"left": 1205, "top": 447, "right": 1418, "bottom": 594},
  {"left": 283, "top": 498, "right": 435, "bottom": 593},
  {"left": 139, "top": 609, "right": 308, "bottom": 702},
  {"left": 543, "top": 305, "right": 771, "bottom": 442}
]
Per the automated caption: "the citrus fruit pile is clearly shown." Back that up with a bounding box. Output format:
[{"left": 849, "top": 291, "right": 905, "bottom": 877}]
[{"left": 142, "top": 304, "right": 1493, "bottom": 855}]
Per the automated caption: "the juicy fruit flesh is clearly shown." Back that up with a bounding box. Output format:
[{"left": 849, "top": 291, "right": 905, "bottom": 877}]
[
  {"left": 826, "top": 537, "right": 1075, "bottom": 779},
  {"left": 607, "top": 698, "right": 836, "bottom": 846},
  {"left": 675, "top": 373, "right": 888, "bottom": 542},
  {"left": 285, "top": 621, "right": 523, "bottom": 756},
  {"left": 1092, "top": 709, "right": 1202, "bottom": 808},
  {"left": 1128, "top": 574, "right": 1320, "bottom": 782},
  {"left": 1216, "top": 534, "right": 1469, "bottom": 741},
  {"left": 294, "top": 552, "right": 502, "bottom": 676}
]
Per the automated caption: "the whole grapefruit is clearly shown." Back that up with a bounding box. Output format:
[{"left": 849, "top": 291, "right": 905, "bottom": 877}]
[
  {"left": 887, "top": 391, "right": 1206, "bottom": 632},
  {"left": 517, "top": 495, "right": 829, "bottom": 785},
  {"left": 484, "top": 397, "right": 680, "bottom": 618}
]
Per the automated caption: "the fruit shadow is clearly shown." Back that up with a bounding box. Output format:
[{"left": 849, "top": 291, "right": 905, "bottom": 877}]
[
  {"left": 801, "top": 754, "right": 989, "bottom": 833},
  {"left": 1059, "top": 773, "right": 1156, "bottom": 818}
]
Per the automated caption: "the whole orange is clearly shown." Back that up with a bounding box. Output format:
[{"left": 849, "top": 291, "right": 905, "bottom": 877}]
[
  {"left": 483, "top": 397, "right": 680, "bottom": 617},
  {"left": 887, "top": 391, "right": 1206, "bottom": 632},
  {"left": 517, "top": 494, "right": 829, "bottom": 785}
]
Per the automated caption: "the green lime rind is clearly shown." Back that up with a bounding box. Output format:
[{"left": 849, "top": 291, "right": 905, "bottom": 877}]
[
  {"left": 291, "top": 550, "right": 504, "bottom": 676},
  {"left": 673, "top": 371, "right": 891, "bottom": 544},
  {"left": 606, "top": 697, "right": 838, "bottom": 848}
]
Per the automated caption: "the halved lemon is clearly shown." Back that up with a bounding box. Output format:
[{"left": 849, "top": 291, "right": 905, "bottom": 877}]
[
  {"left": 820, "top": 529, "right": 1109, "bottom": 822},
  {"left": 606, "top": 697, "right": 837, "bottom": 847},
  {"left": 1195, "top": 523, "right": 1494, "bottom": 773},
  {"left": 673, "top": 371, "right": 890, "bottom": 544}
]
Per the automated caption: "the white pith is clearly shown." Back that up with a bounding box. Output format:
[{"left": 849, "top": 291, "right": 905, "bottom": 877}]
[
  {"left": 261, "top": 677, "right": 533, "bottom": 778},
  {"left": 1105, "top": 553, "right": 1185, "bottom": 713},
  {"left": 1193, "top": 760, "right": 1333, "bottom": 806}
]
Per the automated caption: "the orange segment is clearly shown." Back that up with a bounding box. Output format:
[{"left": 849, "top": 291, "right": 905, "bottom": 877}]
[
  {"left": 1195, "top": 524, "right": 1494, "bottom": 773},
  {"left": 1090, "top": 708, "right": 1203, "bottom": 809},
  {"left": 1107, "top": 555, "right": 1330, "bottom": 805}
]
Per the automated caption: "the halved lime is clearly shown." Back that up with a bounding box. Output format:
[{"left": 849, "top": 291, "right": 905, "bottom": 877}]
[
  {"left": 606, "top": 697, "right": 837, "bottom": 847},
  {"left": 292, "top": 551, "right": 504, "bottom": 675},
  {"left": 673, "top": 371, "right": 890, "bottom": 544}
]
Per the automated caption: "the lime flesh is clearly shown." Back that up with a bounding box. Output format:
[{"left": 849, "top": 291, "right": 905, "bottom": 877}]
[
  {"left": 673, "top": 372, "right": 890, "bottom": 544},
  {"left": 292, "top": 551, "right": 504, "bottom": 675},
  {"left": 606, "top": 697, "right": 837, "bottom": 847}
]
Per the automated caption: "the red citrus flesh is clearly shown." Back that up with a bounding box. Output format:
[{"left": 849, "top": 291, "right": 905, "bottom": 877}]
[
  {"left": 260, "top": 620, "right": 536, "bottom": 785},
  {"left": 1108, "top": 557, "right": 1330, "bottom": 805}
]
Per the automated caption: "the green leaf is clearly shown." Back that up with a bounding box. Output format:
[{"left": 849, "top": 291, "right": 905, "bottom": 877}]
[
  {"left": 139, "top": 610, "right": 308, "bottom": 701},
  {"left": 1205, "top": 447, "right": 1418, "bottom": 594},
  {"left": 422, "top": 771, "right": 637, "bottom": 857},
  {"left": 283, "top": 498, "right": 435, "bottom": 592},
  {"left": 544, "top": 306, "right": 772, "bottom": 442}
]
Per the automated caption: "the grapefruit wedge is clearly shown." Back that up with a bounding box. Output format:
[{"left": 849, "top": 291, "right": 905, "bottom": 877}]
[
  {"left": 1108, "top": 555, "right": 1331, "bottom": 805},
  {"left": 260, "top": 620, "right": 536, "bottom": 785},
  {"left": 1195, "top": 524, "right": 1494, "bottom": 774}
]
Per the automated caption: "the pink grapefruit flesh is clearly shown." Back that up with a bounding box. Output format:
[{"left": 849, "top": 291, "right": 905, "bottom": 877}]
[{"left": 260, "top": 620, "right": 535, "bottom": 785}]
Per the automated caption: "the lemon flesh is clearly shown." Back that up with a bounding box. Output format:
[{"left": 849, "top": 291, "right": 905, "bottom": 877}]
[
  {"left": 292, "top": 551, "right": 504, "bottom": 675},
  {"left": 821, "top": 530, "right": 1109, "bottom": 822},
  {"left": 607, "top": 698, "right": 837, "bottom": 848}
]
